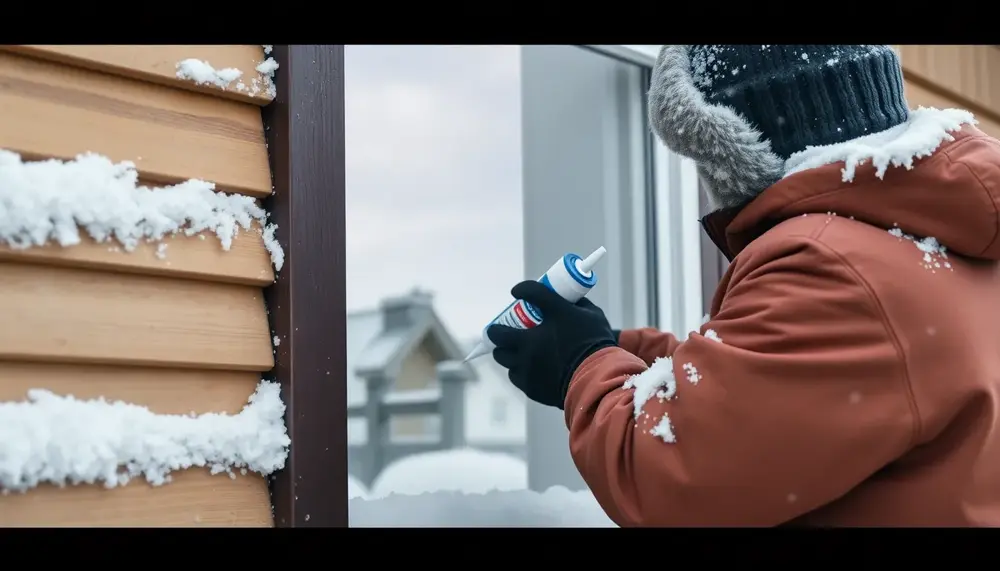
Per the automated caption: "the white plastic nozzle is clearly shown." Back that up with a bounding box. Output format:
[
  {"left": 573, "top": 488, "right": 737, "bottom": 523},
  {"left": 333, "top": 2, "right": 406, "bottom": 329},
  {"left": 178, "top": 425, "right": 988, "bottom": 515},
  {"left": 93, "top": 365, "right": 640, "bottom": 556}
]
[
  {"left": 463, "top": 342, "right": 491, "bottom": 363},
  {"left": 578, "top": 246, "right": 607, "bottom": 274}
]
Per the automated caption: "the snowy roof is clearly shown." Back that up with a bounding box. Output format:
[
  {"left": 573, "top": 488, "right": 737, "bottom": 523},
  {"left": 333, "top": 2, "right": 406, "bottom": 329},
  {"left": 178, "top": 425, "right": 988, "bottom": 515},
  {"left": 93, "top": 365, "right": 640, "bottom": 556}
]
[
  {"left": 354, "top": 328, "right": 413, "bottom": 373},
  {"left": 346, "top": 291, "right": 476, "bottom": 407},
  {"left": 346, "top": 309, "right": 383, "bottom": 407}
]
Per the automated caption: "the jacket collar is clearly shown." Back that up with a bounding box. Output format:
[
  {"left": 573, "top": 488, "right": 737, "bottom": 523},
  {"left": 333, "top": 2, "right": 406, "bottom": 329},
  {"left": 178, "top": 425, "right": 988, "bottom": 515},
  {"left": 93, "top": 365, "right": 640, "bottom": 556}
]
[{"left": 700, "top": 206, "right": 743, "bottom": 263}]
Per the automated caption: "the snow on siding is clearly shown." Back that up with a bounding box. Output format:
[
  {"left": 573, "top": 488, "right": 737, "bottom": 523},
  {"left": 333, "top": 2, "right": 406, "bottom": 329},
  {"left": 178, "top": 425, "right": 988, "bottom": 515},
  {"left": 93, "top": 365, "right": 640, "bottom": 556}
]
[
  {"left": 175, "top": 49, "right": 279, "bottom": 99},
  {"left": 0, "top": 381, "right": 290, "bottom": 493},
  {"left": 175, "top": 58, "right": 243, "bottom": 90},
  {"left": 254, "top": 56, "right": 279, "bottom": 99},
  {"left": 0, "top": 150, "right": 285, "bottom": 272}
]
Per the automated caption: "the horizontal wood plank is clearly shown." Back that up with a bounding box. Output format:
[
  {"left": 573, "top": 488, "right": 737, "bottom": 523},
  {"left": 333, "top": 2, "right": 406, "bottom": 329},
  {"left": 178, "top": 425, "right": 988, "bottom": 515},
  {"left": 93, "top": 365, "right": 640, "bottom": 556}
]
[
  {"left": 0, "top": 262, "right": 274, "bottom": 371},
  {"left": 0, "top": 363, "right": 273, "bottom": 527},
  {"left": 0, "top": 468, "right": 272, "bottom": 527},
  {"left": 0, "top": 361, "right": 263, "bottom": 415},
  {"left": 0, "top": 226, "right": 275, "bottom": 286},
  {"left": 898, "top": 45, "right": 1000, "bottom": 120},
  {"left": 4, "top": 45, "right": 275, "bottom": 106},
  {"left": 0, "top": 51, "right": 271, "bottom": 198},
  {"left": 905, "top": 79, "right": 1000, "bottom": 138}
]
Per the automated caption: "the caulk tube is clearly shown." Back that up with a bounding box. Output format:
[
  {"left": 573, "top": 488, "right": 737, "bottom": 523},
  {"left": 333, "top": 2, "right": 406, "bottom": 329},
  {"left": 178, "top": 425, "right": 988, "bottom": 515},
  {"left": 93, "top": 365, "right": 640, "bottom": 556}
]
[{"left": 463, "top": 246, "right": 607, "bottom": 362}]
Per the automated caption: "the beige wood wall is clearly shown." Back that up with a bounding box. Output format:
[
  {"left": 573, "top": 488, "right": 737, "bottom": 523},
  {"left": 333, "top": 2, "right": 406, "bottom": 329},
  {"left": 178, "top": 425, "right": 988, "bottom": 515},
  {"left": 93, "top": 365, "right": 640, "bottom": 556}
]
[
  {"left": 0, "top": 46, "right": 277, "bottom": 527},
  {"left": 897, "top": 45, "right": 1000, "bottom": 137}
]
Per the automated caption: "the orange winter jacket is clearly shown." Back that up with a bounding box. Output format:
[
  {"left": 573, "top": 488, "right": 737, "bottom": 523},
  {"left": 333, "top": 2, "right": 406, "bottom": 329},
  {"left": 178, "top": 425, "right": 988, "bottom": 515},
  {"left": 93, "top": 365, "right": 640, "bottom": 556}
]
[{"left": 565, "top": 124, "right": 1000, "bottom": 527}]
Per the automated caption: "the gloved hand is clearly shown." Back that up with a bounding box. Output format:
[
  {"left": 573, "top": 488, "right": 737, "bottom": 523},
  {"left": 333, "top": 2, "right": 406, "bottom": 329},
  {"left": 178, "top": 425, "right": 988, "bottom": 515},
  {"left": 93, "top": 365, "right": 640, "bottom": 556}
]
[{"left": 487, "top": 280, "right": 617, "bottom": 409}]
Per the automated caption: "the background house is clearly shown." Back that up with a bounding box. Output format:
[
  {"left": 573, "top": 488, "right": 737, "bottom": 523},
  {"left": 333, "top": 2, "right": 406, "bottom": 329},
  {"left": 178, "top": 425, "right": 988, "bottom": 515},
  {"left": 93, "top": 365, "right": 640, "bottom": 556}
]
[{"left": 346, "top": 289, "right": 526, "bottom": 484}]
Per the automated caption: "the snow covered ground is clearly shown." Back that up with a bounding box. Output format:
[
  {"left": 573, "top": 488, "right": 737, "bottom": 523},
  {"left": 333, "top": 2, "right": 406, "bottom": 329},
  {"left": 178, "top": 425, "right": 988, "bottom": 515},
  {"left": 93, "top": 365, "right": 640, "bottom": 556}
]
[
  {"left": 370, "top": 448, "right": 527, "bottom": 498},
  {"left": 348, "top": 474, "right": 368, "bottom": 500},
  {"left": 349, "top": 487, "right": 614, "bottom": 527},
  {"left": 347, "top": 448, "right": 615, "bottom": 527}
]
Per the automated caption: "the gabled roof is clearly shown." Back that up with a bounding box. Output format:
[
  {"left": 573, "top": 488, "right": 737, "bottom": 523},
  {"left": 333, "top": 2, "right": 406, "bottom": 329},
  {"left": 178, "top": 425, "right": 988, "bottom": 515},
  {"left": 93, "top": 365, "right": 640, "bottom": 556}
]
[
  {"left": 346, "top": 309, "right": 382, "bottom": 407},
  {"left": 346, "top": 290, "right": 476, "bottom": 407}
]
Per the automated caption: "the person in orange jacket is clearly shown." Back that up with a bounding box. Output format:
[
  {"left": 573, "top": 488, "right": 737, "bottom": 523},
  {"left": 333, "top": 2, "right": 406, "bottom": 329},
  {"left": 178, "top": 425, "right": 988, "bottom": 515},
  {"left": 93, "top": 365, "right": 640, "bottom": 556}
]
[{"left": 487, "top": 45, "right": 1000, "bottom": 526}]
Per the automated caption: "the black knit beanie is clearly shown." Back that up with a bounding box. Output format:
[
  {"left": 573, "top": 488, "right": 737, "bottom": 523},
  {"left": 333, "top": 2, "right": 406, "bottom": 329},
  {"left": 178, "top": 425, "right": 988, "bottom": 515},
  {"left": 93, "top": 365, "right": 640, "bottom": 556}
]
[{"left": 689, "top": 45, "right": 909, "bottom": 159}]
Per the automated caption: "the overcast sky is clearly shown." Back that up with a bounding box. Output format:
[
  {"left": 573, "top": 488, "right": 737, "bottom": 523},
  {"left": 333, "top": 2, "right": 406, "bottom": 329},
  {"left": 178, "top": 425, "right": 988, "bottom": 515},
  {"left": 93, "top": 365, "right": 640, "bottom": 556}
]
[{"left": 344, "top": 46, "right": 524, "bottom": 342}]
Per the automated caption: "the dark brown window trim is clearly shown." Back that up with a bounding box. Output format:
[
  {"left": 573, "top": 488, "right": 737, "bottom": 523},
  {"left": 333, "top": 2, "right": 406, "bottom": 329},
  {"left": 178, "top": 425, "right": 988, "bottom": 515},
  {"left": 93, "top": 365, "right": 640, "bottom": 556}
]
[
  {"left": 262, "top": 45, "right": 348, "bottom": 527},
  {"left": 698, "top": 184, "right": 728, "bottom": 315}
]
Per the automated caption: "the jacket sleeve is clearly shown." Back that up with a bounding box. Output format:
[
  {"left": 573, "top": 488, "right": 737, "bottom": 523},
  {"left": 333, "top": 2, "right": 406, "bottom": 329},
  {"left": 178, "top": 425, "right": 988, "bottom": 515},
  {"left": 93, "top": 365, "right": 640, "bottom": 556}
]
[
  {"left": 617, "top": 328, "right": 683, "bottom": 366},
  {"left": 563, "top": 237, "right": 918, "bottom": 527}
]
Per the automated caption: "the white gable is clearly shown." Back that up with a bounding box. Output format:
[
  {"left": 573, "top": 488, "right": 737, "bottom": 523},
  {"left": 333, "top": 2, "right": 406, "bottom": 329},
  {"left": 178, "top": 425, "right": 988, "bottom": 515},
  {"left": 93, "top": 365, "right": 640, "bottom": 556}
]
[{"left": 463, "top": 339, "right": 527, "bottom": 445}]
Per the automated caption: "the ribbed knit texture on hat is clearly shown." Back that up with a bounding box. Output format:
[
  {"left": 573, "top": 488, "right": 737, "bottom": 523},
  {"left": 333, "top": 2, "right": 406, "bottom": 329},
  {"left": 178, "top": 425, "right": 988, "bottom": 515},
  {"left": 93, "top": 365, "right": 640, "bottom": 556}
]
[{"left": 689, "top": 45, "right": 909, "bottom": 159}]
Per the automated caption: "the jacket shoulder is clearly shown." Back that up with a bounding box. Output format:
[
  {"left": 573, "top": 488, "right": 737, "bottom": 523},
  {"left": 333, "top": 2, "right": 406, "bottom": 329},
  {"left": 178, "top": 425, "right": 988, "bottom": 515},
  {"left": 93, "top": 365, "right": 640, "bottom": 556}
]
[{"left": 730, "top": 213, "right": 883, "bottom": 288}]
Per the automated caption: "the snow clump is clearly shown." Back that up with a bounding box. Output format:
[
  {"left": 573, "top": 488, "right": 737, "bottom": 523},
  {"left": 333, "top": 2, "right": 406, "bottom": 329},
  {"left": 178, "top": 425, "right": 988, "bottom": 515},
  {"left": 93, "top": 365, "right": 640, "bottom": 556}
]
[
  {"left": 0, "top": 150, "right": 285, "bottom": 272},
  {"left": 0, "top": 380, "right": 290, "bottom": 493}
]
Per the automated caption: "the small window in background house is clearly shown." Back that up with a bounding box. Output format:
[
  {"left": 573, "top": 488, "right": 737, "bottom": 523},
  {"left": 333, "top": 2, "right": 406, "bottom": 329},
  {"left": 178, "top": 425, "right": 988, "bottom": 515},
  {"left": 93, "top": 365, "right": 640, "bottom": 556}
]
[
  {"left": 491, "top": 398, "right": 508, "bottom": 425},
  {"left": 425, "top": 414, "right": 442, "bottom": 438}
]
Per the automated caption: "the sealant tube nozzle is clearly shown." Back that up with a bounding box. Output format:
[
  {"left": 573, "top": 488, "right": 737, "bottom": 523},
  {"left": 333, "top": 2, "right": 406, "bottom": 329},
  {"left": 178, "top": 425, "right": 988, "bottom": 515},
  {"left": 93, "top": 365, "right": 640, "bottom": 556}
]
[
  {"left": 578, "top": 246, "right": 607, "bottom": 274},
  {"left": 463, "top": 341, "right": 491, "bottom": 363}
]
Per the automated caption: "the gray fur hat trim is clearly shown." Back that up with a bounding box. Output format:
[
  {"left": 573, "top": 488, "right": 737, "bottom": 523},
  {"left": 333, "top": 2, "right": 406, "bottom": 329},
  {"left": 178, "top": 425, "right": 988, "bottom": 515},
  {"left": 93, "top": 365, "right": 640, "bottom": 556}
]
[{"left": 647, "top": 45, "right": 785, "bottom": 211}]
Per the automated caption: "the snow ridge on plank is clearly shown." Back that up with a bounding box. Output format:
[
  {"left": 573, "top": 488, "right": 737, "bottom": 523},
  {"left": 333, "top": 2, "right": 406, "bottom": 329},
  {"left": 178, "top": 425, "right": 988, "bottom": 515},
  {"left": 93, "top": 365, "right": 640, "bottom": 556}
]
[
  {"left": 0, "top": 380, "right": 289, "bottom": 493},
  {"left": 0, "top": 150, "right": 283, "bottom": 281}
]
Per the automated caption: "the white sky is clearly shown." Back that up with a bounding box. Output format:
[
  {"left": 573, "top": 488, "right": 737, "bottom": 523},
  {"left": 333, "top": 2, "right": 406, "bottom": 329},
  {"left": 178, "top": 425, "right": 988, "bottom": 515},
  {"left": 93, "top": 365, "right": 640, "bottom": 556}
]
[{"left": 345, "top": 45, "right": 524, "bottom": 342}]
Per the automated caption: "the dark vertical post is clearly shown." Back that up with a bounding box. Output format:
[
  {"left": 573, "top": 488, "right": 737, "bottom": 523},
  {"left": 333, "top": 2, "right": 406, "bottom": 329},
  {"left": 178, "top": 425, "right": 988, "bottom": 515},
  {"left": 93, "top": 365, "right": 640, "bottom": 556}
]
[
  {"left": 362, "top": 374, "right": 388, "bottom": 488},
  {"left": 261, "top": 45, "right": 348, "bottom": 527},
  {"left": 438, "top": 362, "right": 469, "bottom": 449},
  {"left": 698, "top": 184, "right": 726, "bottom": 316}
]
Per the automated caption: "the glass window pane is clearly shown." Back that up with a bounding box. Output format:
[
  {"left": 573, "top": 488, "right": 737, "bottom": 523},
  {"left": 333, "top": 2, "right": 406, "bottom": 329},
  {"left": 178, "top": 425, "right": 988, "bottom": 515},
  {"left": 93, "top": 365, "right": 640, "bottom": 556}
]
[
  {"left": 345, "top": 44, "right": 659, "bottom": 525},
  {"left": 520, "top": 45, "right": 652, "bottom": 491},
  {"left": 344, "top": 45, "right": 527, "bottom": 501}
]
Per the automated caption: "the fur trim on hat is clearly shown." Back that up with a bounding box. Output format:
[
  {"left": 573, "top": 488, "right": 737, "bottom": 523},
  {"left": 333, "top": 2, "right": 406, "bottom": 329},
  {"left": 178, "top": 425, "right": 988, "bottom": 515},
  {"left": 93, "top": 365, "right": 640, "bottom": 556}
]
[{"left": 647, "top": 45, "right": 785, "bottom": 211}]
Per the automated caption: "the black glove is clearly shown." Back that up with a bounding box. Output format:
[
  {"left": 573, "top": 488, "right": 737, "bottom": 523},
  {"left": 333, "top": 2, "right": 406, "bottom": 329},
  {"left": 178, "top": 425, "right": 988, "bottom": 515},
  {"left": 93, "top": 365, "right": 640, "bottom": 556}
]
[{"left": 487, "top": 280, "right": 617, "bottom": 409}]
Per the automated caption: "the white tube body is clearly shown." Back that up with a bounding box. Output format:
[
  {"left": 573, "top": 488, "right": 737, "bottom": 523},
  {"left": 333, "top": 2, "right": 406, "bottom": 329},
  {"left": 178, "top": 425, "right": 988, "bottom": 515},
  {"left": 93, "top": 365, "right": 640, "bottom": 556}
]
[{"left": 464, "top": 248, "right": 604, "bottom": 362}]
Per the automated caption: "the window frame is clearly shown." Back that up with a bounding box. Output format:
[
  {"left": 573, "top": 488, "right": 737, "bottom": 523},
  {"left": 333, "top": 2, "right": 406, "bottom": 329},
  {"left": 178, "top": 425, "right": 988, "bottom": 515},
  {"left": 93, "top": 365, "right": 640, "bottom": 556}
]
[
  {"left": 264, "top": 45, "right": 348, "bottom": 527},
  {"left": 520, "top": 45, "right": 707, "bottom": 491},
  {"left": 584, "top": 44, "right": 707, "bottom": 330}
]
